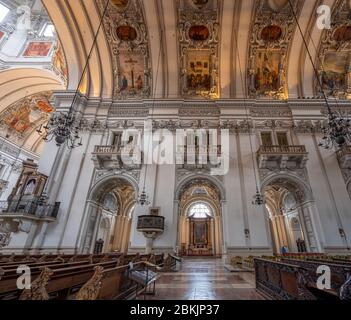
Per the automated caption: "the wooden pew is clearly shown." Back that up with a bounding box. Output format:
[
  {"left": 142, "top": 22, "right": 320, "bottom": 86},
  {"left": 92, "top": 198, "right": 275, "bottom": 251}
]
[
  {"left": 0, "top": 253, "right": 166, "bottom": 300},
  {"left": 75, "top": 260, "right": 160, "bottom": 300},
  {"left": 280, "top": 258, "right": 351, "bottom": 298},
  {"left": 255, "top": 257, "right": 351, "bottom": 300},
  {"left": 17, "top": 254, "right": 152, "bottom": 300},
  {"left": 254, "top": 258, "right": 316, "bottom": 300},
  {"left": 0, "top": 260, "right": 94, "bottom": 299}
]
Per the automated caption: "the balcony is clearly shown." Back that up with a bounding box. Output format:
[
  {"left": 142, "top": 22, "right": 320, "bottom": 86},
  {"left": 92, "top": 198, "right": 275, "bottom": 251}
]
[
  {"left": 176, "top": 145, "right": 222, "bottom": 170},
  {"left": 336, "top": 146, "right": 351, "bottom": 169},
  {"left": 92, "top": 145, "right": 142, "bottom": 170},
  {"left": 257, "top": 145, "right": 308, "bottom": 170},
  {"left": 0, "top": 200, "right": 60, "bottom": 223}
]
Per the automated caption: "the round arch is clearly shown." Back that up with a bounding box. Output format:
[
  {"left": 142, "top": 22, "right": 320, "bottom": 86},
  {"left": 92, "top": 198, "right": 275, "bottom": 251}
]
[
  {"left": 175, "top": 173, "right": 226, "bottom": 201},
  {"left": 176, "top": 175, "right": 224, "bottom": 257},
  {"left": 261, "top": 172, "right": 322, "bottom": 253},
  {"left": 81, "top": 173, "right": 138, "bottom": 254}
]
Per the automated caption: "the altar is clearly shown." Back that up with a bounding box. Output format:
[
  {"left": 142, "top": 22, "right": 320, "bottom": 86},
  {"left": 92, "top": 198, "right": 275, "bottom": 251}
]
[{"left": 183, "top": 218, "right": 213, "bottom": 256}]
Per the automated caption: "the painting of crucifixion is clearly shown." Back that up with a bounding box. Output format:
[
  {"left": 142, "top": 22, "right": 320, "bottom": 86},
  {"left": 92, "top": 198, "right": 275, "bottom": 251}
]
[{"left": 118, "top": 52, "right": 145, "bottom": 93}]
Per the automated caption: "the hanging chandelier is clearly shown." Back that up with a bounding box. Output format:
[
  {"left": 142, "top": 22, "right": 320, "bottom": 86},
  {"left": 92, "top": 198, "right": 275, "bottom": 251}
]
[
  {"left": 252, "top": 187, "right": 266, "bottom": 206},
  {"left": 38, "top": 0, "right": 111, "bottom": 149},
  {"left": 137, "top": 189, "right": 150, "bottom": 206},
  {"left": 319, "top": 110, "right": 351, "bottom": 149},
  {"left": 287, "top": 0, "right": 351, "bottom": 150},
  {"left": 36, "top": 112, "right": 83, "bottom": 149}
]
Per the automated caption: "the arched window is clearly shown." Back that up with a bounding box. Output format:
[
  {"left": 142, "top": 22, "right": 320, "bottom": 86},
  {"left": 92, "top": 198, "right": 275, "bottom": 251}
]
[
  {"left": 103, "top": 193, "right": 118, "bottom": 213},
  {"left": 188, "top": 202, "right": 212, "bottom": 219}
]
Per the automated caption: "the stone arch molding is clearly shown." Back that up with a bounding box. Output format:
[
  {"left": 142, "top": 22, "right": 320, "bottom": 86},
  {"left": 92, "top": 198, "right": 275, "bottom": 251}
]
[
  {"left": 261, "top": 171, "right": 322, "bottom": 252},
  {"left": 261, "top": 172, "right": 314, "bottom": 203},
  {"left": 88, "top": 172, "right": 139, "bottom": 203},
  {"left": 175, "top": 173, "right": 226, "bottom": 201}
]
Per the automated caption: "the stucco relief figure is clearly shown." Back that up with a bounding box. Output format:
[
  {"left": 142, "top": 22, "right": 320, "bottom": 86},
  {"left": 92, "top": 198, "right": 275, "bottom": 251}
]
[{"left": 16, "top": 5, "right": 31, "bottom": 32}]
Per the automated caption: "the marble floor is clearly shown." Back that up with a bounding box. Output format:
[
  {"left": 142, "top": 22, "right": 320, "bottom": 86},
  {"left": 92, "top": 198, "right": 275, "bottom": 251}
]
[{"left": 143, "top": 257, "right": 266, "bottom": 300}]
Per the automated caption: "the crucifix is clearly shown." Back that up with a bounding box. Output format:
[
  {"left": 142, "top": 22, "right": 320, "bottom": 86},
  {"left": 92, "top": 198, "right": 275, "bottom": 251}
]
[{"left": 125, "top": 56, "right": 138, "bottom": 88}]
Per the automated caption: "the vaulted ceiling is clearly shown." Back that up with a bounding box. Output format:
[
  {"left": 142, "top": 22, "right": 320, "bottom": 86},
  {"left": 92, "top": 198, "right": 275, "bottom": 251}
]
[
  {"left": 39, "top": 0, "right": 350, "bottom": 100},
  {"left": 1, "top": 0, "right": 351, "bottom": 151}
]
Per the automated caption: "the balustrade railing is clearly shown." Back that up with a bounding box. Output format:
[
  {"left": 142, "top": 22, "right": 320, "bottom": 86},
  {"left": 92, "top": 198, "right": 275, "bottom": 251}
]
[
  {"left": 258, "top": 145, "right": 307, "bottom": 154},
  {"left": 0, "top": 200, "right": 60, "bottom": 219}
]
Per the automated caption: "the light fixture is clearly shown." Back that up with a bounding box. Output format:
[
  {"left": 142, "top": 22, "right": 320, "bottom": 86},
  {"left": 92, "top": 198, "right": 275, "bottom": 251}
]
[
  {"left": 37, "top": 112, "right": 83, "bottom": 149},
  {"left": 288, "top": 0, "right": 351, "bottom": 150},
  {"left": 136, "top": 30, "right": 163, "bottom": 206},
  {"left": 38, "top": 0, "right": 111, "bottom": 149},
  {"left": 137, "top": 189, "right": 150, "bottom": 206},
  {"left": 252, "top": 187, "right": 266, "bottom": 206},
  {"left": 233, "top": 21, "right": 265, "bottom": 206},
  {"left": 319, "top": 111, "right": 351, "bottom": 149}
]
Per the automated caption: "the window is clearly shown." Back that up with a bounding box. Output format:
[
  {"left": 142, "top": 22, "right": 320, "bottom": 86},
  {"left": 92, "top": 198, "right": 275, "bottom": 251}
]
[
  {"left": 276, "top": 132, "right": 289, "bottom": 146},
  {"left": 0, "top": 3, "right": 9, "bottom": 23},
  {"left": 42, "top": 24, "right": 55, "bottom": 37},
  {"left": 188, "top": 203, "right": 211, "bottom": 219},
  {"left": 261, "top": 132, "right": 273, "bottom": 146},
  {"left": 112, "top": 132, "right": 122, "bottom": 147}
]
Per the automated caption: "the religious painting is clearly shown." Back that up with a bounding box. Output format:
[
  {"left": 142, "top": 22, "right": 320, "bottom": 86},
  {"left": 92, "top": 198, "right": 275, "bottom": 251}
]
[
  {"left": 116, "top": 26, "right": 137, "bottom": 41},
  {"left": 1, "top": 97, "right": 53, "bottom": 134},
  {"left": 261, "top": 25, "right": 282, "bottom": 42},
  {"left": 189, "top": 25, "right": 209, "bottom": 41},
  {"left": 186, "top": 50, "right": 211, "bottom": 92},
  {"left": 193, "top": 221, "right": 208, "bottom": 245},
  {"left": 23, "top": 41, "right": 53, "bottom": 57},
  {"left": 333, "top": 26, "right": 351, "bottom": 42},
  {"left": 111, "top": 0, "right": 129, "bottom": 10},
  {"left": 36, "top": 100, "right": 54, "bottom": 113},
  {"left": 118, "top": 52, "right": 145, "bottom": 93},
  {"left": 254, "top": 51, "right": 282, "bottom": 94},
  {"left": 321, "top": 52, "right": 349, "bottom": 94}
]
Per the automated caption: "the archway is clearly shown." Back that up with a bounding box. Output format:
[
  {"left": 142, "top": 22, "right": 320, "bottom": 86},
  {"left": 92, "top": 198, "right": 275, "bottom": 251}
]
[
  {"left": 81, "top": 176, "right": 137, "bottom": 254},
  {"left": 177, "top": 177, "right": 223, "bottom": 257},
  {"left": 262, "top": 174, "right": 321, "bottom": 254}
]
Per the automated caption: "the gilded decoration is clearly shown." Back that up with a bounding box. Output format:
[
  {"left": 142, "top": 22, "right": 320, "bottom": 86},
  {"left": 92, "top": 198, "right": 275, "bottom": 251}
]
[
  {"left": 317, "top": 0, "right": 351, "bottom": 99},
  {"left": 178, "top": 0, "right": 221, "bottom": 99},
  {"left": 98, "top": 0, "right": 151, "bottom": 99},
  {"left": 248, "top": 0, "right": 303, "bottom": 100}
]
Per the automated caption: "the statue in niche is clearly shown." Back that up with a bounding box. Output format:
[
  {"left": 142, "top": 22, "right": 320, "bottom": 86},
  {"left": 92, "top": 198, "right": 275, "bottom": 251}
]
[{"left": 15, "top": 4, "right": 31, "bottom": 32}]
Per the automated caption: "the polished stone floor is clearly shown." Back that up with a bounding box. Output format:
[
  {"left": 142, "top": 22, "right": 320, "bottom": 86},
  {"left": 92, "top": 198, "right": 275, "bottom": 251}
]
[{"left": 144, "top": 257, "right": 265, "bottom": 300}]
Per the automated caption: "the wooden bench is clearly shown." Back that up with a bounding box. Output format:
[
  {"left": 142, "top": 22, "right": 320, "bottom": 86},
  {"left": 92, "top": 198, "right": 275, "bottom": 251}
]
[
  {"left": 254, "top": 258, "right": 316, "bottom": 300},
  {"left": 75, "top": 261, "right": 157, "bottom": 300},
  {"left": 280, "top": 258, "right": 351, "bottom": 298},
  {"left": 0, "top": 253, "right": 167, "bottom": 300},
  {"left": 0, "top": 260, "right": 95, "bottom": 299},
  {"left": 255, "top": 257, "right": 351, "bottom": 300}
]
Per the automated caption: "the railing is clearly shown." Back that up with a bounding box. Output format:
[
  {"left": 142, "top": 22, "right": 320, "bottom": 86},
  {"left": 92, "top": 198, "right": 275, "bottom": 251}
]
[
  {"left": 179, "top": 145, "right": 222, "bottom": 163},
  {"left": 258, "top": 145, "right": 307, "bottom": 154},
  {"left": 336, "top": 145, "right": 351, "bottom": 160},
  {"left": 93, "top": 145, "right": 118, "bottom": 154},
  {"left": 0, "top": 201, "right": 60, "bottom": 219}
]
